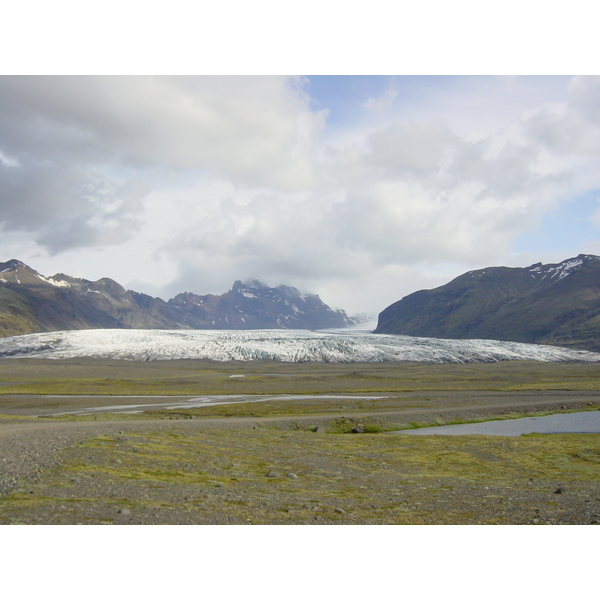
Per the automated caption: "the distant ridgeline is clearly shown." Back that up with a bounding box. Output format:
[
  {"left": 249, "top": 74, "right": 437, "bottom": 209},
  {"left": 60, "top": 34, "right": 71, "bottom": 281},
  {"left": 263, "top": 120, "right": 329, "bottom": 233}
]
[
  {"left": 375, "top": 254, "right": 600, "bottom": 352},
  {"left": 0, "top": 260, "right": 356, "bottom": 337}
]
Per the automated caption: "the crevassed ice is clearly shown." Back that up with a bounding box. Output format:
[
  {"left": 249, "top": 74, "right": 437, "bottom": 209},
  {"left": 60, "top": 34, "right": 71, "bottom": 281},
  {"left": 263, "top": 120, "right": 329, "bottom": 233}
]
[{"left": 0, "top": 329, "right": 599, "bottom": 363}]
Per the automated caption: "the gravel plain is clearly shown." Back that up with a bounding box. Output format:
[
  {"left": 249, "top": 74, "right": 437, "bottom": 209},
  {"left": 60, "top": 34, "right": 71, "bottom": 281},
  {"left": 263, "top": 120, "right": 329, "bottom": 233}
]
[{"left": 1, "top": 387, "right": 600, "bottom": 525}]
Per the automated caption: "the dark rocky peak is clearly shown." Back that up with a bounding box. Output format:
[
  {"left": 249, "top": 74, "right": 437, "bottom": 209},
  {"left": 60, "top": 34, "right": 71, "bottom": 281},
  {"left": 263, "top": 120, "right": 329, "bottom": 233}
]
[
  {"left": 244, "top": 279, "right": 268, "bottom": 289},
  {"left": 85, "top": 277, "right": 127, "bottom": 296},
  {"left": 527, "top": 254, "right": 600, "bottom": 283},
  {"left": 232, "top": 280, "right": 272, "bottom": 298},
  {"left": 275, "top": 284, "right": 305, "bottom": 299},
  {"left": 232, "top": 279, "right": 268, "bottom": 293},
  {"left": 573, "top": 253, "right": 600, "bottom": 262},
  {"left": 231, "top": 280, "right": 315, "bottom": 300},
  {"left": 0, "top": 259, "right": 29, "bottom": 272},
  {"left": 460, "top": 254, "right": 600, "bottom": 288},
  {"left": 169, "top": 291, "right": 193, "bottom": 305},
  {"left": 49, "top": 273, "right": 91, "bottom": 288},
  {"left": 170, "top": 291, "right": 214, "bottom": 306},
  {"left": 0, "top": 259, "right": 55, "bottom": 286}
]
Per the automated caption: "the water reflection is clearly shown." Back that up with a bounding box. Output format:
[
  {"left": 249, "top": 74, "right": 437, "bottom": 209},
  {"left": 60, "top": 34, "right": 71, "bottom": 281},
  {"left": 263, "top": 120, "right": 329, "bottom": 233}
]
[{"left": 394, "top": 411, "right": 600, "bottom": 436}]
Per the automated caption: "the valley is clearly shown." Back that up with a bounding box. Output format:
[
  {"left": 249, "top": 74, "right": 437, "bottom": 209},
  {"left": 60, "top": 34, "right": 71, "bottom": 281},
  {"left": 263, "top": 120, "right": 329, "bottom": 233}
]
[
  {"left": 1, "top": 358, "right": 599, "bottom": 525},
  {"left": 3, "top": 255, "right": 600, "bottom": 525}
]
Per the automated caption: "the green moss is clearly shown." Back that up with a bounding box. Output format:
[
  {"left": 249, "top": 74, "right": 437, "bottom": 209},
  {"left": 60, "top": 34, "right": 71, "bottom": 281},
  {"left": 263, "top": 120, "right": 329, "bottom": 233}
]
[{"left": 3, "top": 358, "right": 600, "bottom": 398}]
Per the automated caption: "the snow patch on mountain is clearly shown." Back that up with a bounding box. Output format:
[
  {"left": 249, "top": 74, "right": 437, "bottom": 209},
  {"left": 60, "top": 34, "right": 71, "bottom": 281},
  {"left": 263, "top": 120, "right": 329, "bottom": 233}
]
[
  {"left": 45, "top": 276, "right": 72, "bottom": 288},
  {"left": 528, "top": 254, "right": 600, "bottom": 281}
]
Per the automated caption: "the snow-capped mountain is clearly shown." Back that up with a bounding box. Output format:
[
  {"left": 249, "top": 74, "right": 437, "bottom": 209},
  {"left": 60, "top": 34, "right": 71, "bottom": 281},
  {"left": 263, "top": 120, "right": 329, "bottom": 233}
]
[
  {"left": 168, "top": 280, "right": 354, "bottom": 330},
  {"left": 0, "top": 260, "right": 355, "bottom": 337},
  {"left": 375, "top": 254, "right": 600, "bottom": 352}
]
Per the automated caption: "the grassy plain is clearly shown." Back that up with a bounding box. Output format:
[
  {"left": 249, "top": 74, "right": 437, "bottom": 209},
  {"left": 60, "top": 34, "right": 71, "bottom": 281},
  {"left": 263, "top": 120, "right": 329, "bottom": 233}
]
[
  {"left": 1, "top": 357, "right": 600, "bottom": 524},
  {"left": 1, "top": 426, "right": 600, "bottom": 524},
  {"left": 3, "top": 357, "right": 600, "bottom": 397}
]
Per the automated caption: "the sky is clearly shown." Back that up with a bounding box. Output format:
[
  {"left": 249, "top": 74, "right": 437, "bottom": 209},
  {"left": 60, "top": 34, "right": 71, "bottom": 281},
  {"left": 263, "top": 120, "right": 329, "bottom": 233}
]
[{"left": 2, "top": 74, "right": 600, "bottom": 316}]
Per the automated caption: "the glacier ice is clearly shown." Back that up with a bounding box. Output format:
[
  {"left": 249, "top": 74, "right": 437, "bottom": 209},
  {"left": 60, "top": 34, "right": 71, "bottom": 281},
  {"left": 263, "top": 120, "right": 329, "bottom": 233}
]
[{"left": 0, "top": 328, "right": 599, "bottom": 363}]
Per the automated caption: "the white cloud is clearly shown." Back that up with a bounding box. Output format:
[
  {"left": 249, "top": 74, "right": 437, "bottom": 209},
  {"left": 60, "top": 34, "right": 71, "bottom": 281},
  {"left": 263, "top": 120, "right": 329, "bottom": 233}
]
[
  {"left": 0, "top": 76, "right": 328, "bottom": 252},
  {"left": 0, "top": 150, "right": 19, "bottom": 167},
  {"left": 365, "top": 121, "right": 459, "bottom": 179},
  {"left": 362, "top": 88, "right": 398, "bottom": 111},
  {"left": 0, "top": 76, "right": 326, "bottom": 188},
  {"left": 3, "top": 76, "right": 600, "bottom": 315}
]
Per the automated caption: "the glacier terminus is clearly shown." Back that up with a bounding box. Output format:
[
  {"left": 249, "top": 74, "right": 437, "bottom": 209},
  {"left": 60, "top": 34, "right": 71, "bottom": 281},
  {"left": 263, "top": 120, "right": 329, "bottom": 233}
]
[{"left": 1, "top": 328, "right": 599, "bottom": 363}]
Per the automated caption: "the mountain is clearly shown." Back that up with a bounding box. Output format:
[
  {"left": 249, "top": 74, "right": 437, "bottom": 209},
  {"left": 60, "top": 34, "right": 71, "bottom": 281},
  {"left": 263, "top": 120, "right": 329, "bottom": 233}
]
[
  {"left": 374, "top": 254, "right": 600, "bottom": 352},
  {"left": 0, "top": 260, "right": 355, "bottom": 337},
  {"left": 168, "top": 280, "right": 353, "bottom": 330}
]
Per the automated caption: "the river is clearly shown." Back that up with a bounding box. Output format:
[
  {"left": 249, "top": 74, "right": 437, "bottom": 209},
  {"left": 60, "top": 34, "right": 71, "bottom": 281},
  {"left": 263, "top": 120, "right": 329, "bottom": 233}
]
[{"left": 393, "top": 410, "right": 600, "bottom": 436}]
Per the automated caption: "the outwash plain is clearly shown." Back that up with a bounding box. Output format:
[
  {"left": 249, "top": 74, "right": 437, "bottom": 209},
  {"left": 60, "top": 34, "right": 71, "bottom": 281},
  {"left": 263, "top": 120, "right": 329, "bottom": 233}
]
[{"left": 1, "top": 358, "right": 600, "bottom": 525}]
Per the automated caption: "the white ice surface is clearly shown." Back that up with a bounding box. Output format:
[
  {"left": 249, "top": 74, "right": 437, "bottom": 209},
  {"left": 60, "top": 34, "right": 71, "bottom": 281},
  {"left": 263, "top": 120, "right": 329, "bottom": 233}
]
[{"left": 1, "top": 328, "right": 599, "bottom": 363}]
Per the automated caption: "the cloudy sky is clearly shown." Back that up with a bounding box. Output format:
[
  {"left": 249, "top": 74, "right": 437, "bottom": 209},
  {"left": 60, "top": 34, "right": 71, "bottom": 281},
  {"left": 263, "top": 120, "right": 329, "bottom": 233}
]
[{"left": 1, "top": 74, "right": 600, "bottom": 315}]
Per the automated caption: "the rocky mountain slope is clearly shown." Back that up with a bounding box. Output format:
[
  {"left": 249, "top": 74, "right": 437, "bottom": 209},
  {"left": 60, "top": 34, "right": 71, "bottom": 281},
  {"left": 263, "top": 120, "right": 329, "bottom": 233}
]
[
  {"left": 375, "top": 254, "right": 600, "bottom": 352},
  {"left": 0, "top": 260, "right": 355, "bottom": 337},
  {"left": 168, "top": 280, "right": 353, "bottom": 330}
]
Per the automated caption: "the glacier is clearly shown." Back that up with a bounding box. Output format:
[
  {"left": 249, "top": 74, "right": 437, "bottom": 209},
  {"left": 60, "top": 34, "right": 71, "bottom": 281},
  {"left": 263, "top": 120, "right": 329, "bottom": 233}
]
[{"left": 0, "top": 328, "right": 600, "bottom": 363}]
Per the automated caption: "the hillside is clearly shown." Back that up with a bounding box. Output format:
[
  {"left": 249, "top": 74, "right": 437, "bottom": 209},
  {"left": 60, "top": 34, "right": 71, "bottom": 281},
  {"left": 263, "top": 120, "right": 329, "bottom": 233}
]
[
  {"left": 0, "top": 260, "right": 355, "bottom": 337},
  {"left": 374, "top": 254, "right": 600, "bottom": 352}
]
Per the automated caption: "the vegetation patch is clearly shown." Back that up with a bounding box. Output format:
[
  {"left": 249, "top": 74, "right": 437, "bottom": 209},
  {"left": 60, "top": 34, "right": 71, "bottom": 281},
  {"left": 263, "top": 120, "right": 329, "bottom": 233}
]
[
  {"left": 3, "top": 358, "right": 600, "bottom": 398},
  {"left": 1, "top": 357, "right": 600, "bottom": 524},
  {"left": 2, "top": 427, "right": 592, "bottom": 524}
]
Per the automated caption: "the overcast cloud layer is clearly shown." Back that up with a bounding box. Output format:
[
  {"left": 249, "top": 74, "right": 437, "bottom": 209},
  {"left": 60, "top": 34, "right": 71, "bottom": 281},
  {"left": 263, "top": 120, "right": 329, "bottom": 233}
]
[{"left": 2, "top": 75, "right": 600, "bottom": 315}]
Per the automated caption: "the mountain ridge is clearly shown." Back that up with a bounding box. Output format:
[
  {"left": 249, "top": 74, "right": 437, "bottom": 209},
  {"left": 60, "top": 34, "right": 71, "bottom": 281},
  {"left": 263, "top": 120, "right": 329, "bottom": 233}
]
[
  {"left": 374, "top": 254, "right": 600, "bottom": 352},
  {"left": 0, "top": 260, "right": 356, "bottom": 337}
]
